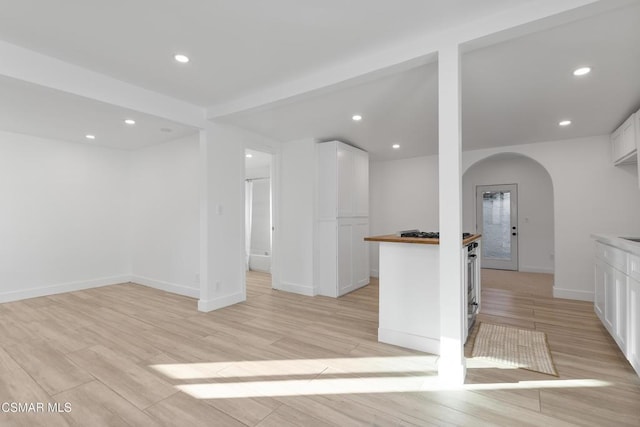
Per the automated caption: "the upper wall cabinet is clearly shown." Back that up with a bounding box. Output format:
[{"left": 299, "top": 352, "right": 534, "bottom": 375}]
[
  {"left": 318, "top": 141, "right": 369, "bottom": 219},
  {"left": 611, "top": 112, "right": 637, "bottom": 166}
]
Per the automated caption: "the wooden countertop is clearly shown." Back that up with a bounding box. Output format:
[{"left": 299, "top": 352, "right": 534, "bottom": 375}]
[{"left": 364, "top": 234, "right": 481, "bottom": 246}]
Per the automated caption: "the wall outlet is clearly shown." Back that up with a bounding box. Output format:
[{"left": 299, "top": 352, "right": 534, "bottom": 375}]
[
  {"left": 215, "top": 280, "right": 221, "bottom": 290},
  {"left": 195, "top": 273, "right": 200, "bottom": 283}
]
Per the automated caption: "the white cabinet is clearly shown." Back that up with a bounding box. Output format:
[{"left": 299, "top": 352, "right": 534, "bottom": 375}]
[
  {"left": 628, "top": 277, "right": 640, "bottom": 374},
  {"left": 594, "top": 240, "right": 639, "bottom": 376},
  {"left": 594, "top": 259, "right": 606, "bottom": 320},
  {"left": 319, "top": 141, "right": 369, "bottom": 219},
  {"left": 316, "top": 141, "right": 370, "bottom": 297},
  {"left": 603, "top": 261, "right": 616, "bottom": 333},
  {"left": 336, "top": 217, "right": 370, "bottom": 296},
  {"left": 611, "top": 113, "right": 637, "bottom": 165},
  {"left": 613, "top": 268, "right": 628, "bottom": 353}
]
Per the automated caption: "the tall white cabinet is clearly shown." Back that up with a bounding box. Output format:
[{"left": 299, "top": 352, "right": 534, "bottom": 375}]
[{"left": 316, "top": 141, "right": 370, "bottom": 297}]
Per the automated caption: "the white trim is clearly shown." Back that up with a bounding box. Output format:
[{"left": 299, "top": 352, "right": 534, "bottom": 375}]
[
  {"left": 519, "top": 266, "right": 554, "bottom": 274},
  {"left": 553, "top": 287, "right": 593, "bottom": 302},
  {"left": 198, "top": 292, "right": 245, "bottom": 312},
  {"left": 131, "top": 275, "right": 199, "bottom": 299},
  {"left": 277, "top": 281, "right": 316, "bottom": 296},
  {"left": 378, "top": 327, "right": 440, "bottom": 354},
  {"left": 0, "top": 275, "right": 131, "bottom": 303},
  {"left": 370, "top": 269, "right": 379, "bottom": 278}
]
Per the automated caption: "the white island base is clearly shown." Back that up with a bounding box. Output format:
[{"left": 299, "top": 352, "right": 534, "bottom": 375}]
[{"left": 378, "top": 242, "right": 443, "bottom": 354}]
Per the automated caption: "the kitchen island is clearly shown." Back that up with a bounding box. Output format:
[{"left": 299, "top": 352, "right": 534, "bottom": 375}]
[{"left": 365, "top": 233, "right": 481, "bottom": 354}]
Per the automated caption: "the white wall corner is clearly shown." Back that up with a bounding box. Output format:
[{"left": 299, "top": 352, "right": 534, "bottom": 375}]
[
  {"left": 131, "top": 275, "right": 200, "bottom": 299},
  {"left": 276, "top": 281, "right": 316, "bottom": 297},
  {"left": 0, "top": 275, "right": 132, "bottom": 304},
  {"left": 553, "top": 287, "right": 594, "bottom": 302},
  {"left": 198, "top": 292, "right": 245, "bottom": 312}
]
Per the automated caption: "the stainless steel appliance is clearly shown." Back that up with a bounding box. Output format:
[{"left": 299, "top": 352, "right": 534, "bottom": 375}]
[{"left": 466, "top": 242, "right": 479, "bottom": 337}]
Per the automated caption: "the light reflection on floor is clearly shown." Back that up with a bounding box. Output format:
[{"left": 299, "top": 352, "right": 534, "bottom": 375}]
[{"left": 150, "top": 356, "right": 612, "bottom": 400}]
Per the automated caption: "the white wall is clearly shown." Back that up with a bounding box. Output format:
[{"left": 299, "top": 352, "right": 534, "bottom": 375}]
[
  {"left": 130, "top": 134, "right": 200, "bottom": 298},
  {"left": 199, "top": 122, "right": 281, "bottom": 311},
  {"left": 462, "top": 154, "right": 554, "bottom": 273},
  {"left": 277, "top": 139, "right": 316, "bottom": 295},
  {"left": 369, "top": 136, "right": 640, "bottom": 301},
  {"left": 249, "top": 179, "right": 271, "bottom": 257},
  {"left": 369, "top": 155, "right": 439, "bottom": 276},
  {"left": 464, "top": 136, "right": 640, "bottom": 301},
  {"left": 0, "top": 131, "right": 130, "bottom": 302}
]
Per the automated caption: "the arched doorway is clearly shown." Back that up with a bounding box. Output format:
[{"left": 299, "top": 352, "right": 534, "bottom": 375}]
[{"left": 462, "top": 153, "right": 555, "bottom": 293}]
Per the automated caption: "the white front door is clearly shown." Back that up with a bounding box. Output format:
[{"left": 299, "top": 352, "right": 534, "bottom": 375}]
[{"left": 476, "top": 184, "right": 518, "bottom": 270}]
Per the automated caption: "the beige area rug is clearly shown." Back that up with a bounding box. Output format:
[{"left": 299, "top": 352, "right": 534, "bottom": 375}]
[{"left": 471, "top": 323, "right": 558, "bottom": 376}]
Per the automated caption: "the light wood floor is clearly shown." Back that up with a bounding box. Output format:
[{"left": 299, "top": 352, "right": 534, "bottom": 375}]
[{"left": 1, "top": 271, "right": 639, "bottom": 426}]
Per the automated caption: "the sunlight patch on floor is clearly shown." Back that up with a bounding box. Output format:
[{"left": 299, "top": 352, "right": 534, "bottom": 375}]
[
  {"left": 175, "top": 376, "right": 613, "bottom": 400},
  {"left": 152, "top": 356, "right": 612, "bottom": 400},
  {"left": 151, "top": 356, "right": 439, "bottom": 380}
]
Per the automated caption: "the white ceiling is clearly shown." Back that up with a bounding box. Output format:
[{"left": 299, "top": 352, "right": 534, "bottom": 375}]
[
  {"left": 219, "top": 2, "right": 640, "bottom": 160},
  {"left": 245, "top": 149, "right": 273, "bottom": 174},
  {"left": 0, "top": 76, "right": 196, "bottom": 149},
  {"left": 462, "top": 2, "right": 640, "bottom": 151},
  {"left": 224, "top": 63, "right": 438, "bottom": 160},
  {"left": 0, "top": 0, "right": 534, "bottom": 106},
  {"left": 0, "top": 1, "right": 638, "bottom": 159}
]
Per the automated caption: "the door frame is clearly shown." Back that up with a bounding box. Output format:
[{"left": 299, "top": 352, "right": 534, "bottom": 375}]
[
  {"left": 476, "top": 184, "right": 518, "bottom": 271},
  {"left": 243, "top": 146, "right": 279, "bottom": 295}
]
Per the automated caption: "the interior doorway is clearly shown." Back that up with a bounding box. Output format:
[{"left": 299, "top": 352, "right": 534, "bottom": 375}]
[
  {"left": 245, "top": 149, "right": 274, "bottom": 295},
  {"left": 476, "top": 184, "right": 518, "bottom": 270}
]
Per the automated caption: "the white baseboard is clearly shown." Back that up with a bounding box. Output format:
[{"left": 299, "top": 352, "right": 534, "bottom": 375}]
[
  {"left": 198, "top": 292, "right": 245, "bottom": 312},
  {"left": 276, "top": 281, "right": 315, "bottom": 296},
  {"left": 370, "top": 269, "right": 379, "bottom": 278},
  {"left": 553, "top": 287, "right": 594, "bottom": 302},
  {"left": 131, "top": 275, "right": 199, "bottom": 299},
  {"left": 0, "top": 275, "right": 131, "bottom": 303},
  {"left": 519, "top": 266, "right": 554, "bottom": 274},
  {"left": 378, "top": 327, "right": 440, "bottom": 354}
]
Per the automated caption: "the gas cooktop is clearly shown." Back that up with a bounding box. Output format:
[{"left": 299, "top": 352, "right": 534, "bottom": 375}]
[{"left": 398, "top": 230, "right": 472, "bottom": 239}]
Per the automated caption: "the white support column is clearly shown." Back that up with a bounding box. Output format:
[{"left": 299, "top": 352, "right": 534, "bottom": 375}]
[
  {"left": 437, "top": 43, "right": 466, "bottom": 384},
  {"left": 199, "top": 128, "right": 210, "bottom": 306},
  {"left": 198, "top": 122, "right": 247, "bottom": 312}
]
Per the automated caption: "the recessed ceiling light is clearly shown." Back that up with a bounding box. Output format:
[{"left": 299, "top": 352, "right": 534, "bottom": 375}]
[
  {"left": 573, "top": 67, "right": 591, "bottom": 76},
  {"left": 559, "top": 120, "right": 572, "bottom": 127},
  {"left": 352, "top": 115, "right": 362, "bottom": 121},
  {"left": 85, "top": 134, "right": 96, "bottom": 140},
  {"left": 124, "top": 119, "right": 136, "bottom": 125},
  {"left": 174, "top": 54, "right": 190, "bottom": 63},
  {"left": 246, "top": 153, "right": 253, "bottom": 158},
  {"left": 392, "top": 144, "right": 400, "bottom": 149}
]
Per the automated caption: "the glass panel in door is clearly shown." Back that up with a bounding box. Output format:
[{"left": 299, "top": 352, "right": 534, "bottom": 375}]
[{"left": 476, "top": 184, "right": 518, "bottom": 270}]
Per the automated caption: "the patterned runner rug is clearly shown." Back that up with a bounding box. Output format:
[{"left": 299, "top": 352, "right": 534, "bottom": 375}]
[{"left": 471, "top": 322, "right": 558, "bottom": 376}]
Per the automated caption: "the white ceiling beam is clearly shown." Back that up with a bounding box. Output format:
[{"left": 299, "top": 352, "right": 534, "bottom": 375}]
[
  {"left": 0, "top": 41, "right": 205, "bottom": 129},
  {"left": 207, "top": 0, "right": 624, "bottom": 120}
]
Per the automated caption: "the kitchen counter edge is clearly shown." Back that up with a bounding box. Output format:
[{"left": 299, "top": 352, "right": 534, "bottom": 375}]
[
  {"left": 364, "top": 234, "right": 482, "bottom": 246},
  {"left": 591, "top": 233, "right": 640, "bottom": 256}
]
